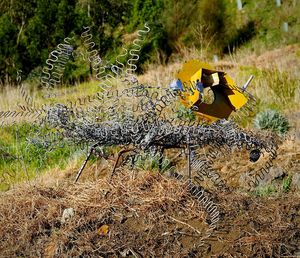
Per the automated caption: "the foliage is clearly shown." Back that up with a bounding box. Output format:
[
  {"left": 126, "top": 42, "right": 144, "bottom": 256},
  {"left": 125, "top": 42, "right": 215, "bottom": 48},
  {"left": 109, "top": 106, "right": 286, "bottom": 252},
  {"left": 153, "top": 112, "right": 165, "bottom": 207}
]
[
  {"left": 0, "top": 123, "right": 82, "bottom": 191},
  {"left": 128, "top": 0, "right": 164, "bottom": 31},
  {"left": 282, "top": 175, "right": 292, "bottom": 192},
  {"left": 0, "top": 0, "right": 299, "bottom": 84},
  {"left": 135, "top": 152, "right": 172, "bottom": 173},
  {"left": 0, "top": 14, "right": 18, "bottom": 84},
  {"left": 197, "top": 0, "right": 227, "bottom": 52},
  {"left": 176, "top": 105, "right": 196, "bottom": 121},
  {"left": 252, "top": 175, "right": 293, "bottom": 197},
  {"left": 0, "top": 0, "right": 131, "bottom": 85},
  {"left": 253, "top": 109, "right": 289, "bottom": 135}
]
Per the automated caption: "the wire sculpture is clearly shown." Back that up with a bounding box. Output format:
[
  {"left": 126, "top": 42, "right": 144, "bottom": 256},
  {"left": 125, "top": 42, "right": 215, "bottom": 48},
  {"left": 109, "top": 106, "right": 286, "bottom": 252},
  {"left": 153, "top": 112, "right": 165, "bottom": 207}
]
[
  {"left": 1, "top": 22, "right": 278, "bottom": 193},
  {"left": 41, "top": 37, "right": 74, "bottom": 98},
  {"left": 41, "top": 84, "right": 277, "bottom": 192}
]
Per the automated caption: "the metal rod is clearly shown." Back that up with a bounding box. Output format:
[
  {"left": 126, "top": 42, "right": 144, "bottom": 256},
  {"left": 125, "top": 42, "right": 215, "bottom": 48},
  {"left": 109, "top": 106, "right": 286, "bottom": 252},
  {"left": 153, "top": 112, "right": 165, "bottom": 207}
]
[
  {"left": 242, "top": 75, "right": 254, "bottom": 92},
  {"left": 109, "top": 148, "right": 135, "bottom": 182},
  {"left": 74, "top": 148, "right": 94, "bottom": 183},
  {"left": 187, "top": 134, "right": 192, "bottom": 182}
]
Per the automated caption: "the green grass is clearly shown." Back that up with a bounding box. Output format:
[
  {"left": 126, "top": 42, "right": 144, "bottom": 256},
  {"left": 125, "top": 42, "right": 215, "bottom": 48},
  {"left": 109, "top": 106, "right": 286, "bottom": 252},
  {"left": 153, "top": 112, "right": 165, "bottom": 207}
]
[
  {"left": 236, "top": 66, "right": 299, "bottom": 111},
  {"left": 253, "top": 185, "right": 276, "bottom": 197},
  {"left": 225, "top": 0, "right": 299, "bottom": 52},
  {"left": 0, "top": 123, "right": 83, "bottom": 191},
  {"left": 176, "top": 0, "right": 300, "bottom": 57},
  {"left": 251, "top": 175, "right": 293, "bottom": 197},
  {"left": 282, "top": 175, "right": 292, "bottom": 192},
  {"left": 135, "top": 152, "right": 172, "bottom": 173},
  {"left": 230, "top": 64, "right": 300, "bottom": 127}
]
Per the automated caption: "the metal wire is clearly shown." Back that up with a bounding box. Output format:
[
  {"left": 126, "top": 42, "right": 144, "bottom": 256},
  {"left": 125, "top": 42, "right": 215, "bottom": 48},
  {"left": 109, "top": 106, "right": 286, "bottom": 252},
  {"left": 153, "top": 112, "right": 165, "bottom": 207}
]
[
  {"left": 42, "top": 83, "right": 278, "bottom": 191},
  {"left": 124, "top": 23, "right": 150, "bottom": 85},
  {"left": 1, "top": 23, "right": 279, "bottom": 192},
  {"left": 40, "top": 37, "right": 73, "bottom": 98}
]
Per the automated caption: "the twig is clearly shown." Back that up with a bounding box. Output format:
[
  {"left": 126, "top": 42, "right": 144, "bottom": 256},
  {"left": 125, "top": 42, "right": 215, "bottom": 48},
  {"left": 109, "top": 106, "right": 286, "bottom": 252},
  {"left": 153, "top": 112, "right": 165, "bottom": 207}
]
[{"left": 168, "top": 215, "right": 201, "bottom": 235}]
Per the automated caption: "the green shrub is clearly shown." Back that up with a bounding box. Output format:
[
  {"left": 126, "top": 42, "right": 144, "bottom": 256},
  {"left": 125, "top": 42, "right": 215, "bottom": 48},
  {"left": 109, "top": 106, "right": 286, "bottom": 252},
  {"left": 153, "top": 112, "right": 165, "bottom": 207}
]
[
  {"left": 253, "top": 109, "right": 289, "bottom": 135},
  {"left": 176, "top": 105, "right": 196, "bottom": 122}
]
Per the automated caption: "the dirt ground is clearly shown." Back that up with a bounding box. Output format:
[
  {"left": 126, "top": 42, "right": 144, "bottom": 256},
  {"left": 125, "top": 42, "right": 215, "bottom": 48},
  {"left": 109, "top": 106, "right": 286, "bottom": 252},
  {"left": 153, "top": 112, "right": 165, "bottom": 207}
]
[{"left": 0, "top": 158, "right": 299, "bottom": 258}]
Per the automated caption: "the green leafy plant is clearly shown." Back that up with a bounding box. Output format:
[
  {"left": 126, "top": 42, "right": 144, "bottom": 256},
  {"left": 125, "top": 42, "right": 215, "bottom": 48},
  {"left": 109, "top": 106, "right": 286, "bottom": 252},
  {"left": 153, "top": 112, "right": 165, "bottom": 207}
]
[
  {"left": 253, "top": 109, "right": 289, "bottom": 135},
  {"left": 282, "top": 175, "right": 292, "bottom": 192},
  {"left": 176, "top": 105, "right": 196, "bottom": 122},
  {"left": 135, "top": 153, "right": 171, "bottom": 172}
]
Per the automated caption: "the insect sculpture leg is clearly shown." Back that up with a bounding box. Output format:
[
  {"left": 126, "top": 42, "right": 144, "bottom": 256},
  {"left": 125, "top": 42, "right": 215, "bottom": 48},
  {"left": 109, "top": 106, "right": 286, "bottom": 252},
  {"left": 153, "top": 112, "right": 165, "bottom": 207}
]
[
  {"left": 109, "top": 147, "right": 136, "bottom": 182},
  {"left": 74, "top": 143, "right": 100, "bottom": 183},
  {"left": 158, "top": 147, "right": 165, "bottom": 172},
  {"left": 187, "top": 134, "right": 192, "bottom": 182}
]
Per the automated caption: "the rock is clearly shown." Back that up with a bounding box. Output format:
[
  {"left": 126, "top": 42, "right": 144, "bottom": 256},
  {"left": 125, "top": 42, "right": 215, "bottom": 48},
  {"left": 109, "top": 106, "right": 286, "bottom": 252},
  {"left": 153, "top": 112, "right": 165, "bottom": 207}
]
[
  {"left": 61, "top": 208, "right": 75, "bottom": 224},
  {"left": 291, "top": 173, "right": 300, "bottom": 190},
  {"left": 258, "top": 166, "right": 286, "bottom": 186}
]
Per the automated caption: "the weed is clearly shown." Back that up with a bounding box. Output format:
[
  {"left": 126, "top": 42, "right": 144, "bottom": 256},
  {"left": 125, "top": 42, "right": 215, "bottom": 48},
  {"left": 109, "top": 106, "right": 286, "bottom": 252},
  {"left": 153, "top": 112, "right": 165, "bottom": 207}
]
[
  {"left": 253, "top": 185, "right": 276, "bottom": 197},
  {"left": 0, "top": 123, "right": 80, "bottom": 191},
  {"left": 176, "top": 105, "right": 196, "bottom": 122},
  {"left": 135, "top": 153, "right": 172, "bottom": 173},
  {"left": 282, "top": 175, "right": 292, "bottom": 192},
  {"left": 253, "top": 109, "right": 289, "bottom": 135}
]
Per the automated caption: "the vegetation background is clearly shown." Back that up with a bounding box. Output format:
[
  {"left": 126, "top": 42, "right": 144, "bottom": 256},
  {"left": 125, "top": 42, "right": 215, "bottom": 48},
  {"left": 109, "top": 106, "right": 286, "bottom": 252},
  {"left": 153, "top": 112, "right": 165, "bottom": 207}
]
[{"left": 0, "top": 0, "right": 299, "bottom": 84}]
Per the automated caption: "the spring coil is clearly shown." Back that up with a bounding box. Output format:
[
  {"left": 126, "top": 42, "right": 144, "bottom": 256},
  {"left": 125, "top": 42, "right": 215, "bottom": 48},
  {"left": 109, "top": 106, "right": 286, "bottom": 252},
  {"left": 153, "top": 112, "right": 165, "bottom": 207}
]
[
  {"left": 42, "top": 84, "right": 280, "bottom": 193},
  {"left": 111, "top": 47, "right": 129, "bottom": 77},
  {"left": 124, "top": 23, "right": 150, "bottom": 85},
  {"left": 81, "top": 26, "right": 116, "bottom": 101},
  {"left": 82, "top": 24, "right": 150, "bottom": 123},
  {"left": 41, "top": 38, "right": 73, "bottom": 97}
]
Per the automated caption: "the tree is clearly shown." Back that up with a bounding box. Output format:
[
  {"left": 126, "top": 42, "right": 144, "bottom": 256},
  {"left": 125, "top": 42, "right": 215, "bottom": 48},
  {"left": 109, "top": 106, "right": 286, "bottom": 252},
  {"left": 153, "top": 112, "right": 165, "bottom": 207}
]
[{"left": 0, "top": 14, "right": 18, "bottom": 84}]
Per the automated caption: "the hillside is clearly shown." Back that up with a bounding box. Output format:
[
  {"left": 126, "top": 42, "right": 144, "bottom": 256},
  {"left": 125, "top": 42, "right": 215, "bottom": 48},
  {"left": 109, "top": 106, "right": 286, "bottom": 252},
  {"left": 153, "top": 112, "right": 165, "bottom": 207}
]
[
  {"left": 1, "top": 44, "right": 300, "bottom": 257},
  {"left": 0, "top": 0, "right": 300, "bottom": 257},
  {"left": 1, "top": 170, "right": 300, "bottom": 257}
]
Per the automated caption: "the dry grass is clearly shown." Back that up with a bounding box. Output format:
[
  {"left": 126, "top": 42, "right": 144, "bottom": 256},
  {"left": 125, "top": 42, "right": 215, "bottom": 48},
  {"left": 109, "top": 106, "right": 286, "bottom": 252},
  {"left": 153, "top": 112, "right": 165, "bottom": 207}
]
[
  {"left": 1, "top": 169, "right": 300, "bottom": 257},
  {"left": 0, "top": 171, "right": 209, "bottom": 257}
]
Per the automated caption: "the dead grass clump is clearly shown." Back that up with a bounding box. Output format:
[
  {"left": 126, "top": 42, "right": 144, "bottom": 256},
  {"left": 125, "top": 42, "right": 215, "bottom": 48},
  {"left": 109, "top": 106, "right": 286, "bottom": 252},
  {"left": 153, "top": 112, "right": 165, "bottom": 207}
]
[{"left": 0, "top": 171, "right": 208, "bottom": 257}]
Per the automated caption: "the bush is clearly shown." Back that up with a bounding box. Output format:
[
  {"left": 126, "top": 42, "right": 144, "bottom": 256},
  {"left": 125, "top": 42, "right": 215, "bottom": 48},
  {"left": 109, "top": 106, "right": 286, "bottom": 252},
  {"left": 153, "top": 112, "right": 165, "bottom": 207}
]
[
  {"left": 197, "top": 0, "right": 227, "bottom": 51},
  {"left": 176, "top": 105, "right": 196, "bottom": 122},
  {"left": 253, "top": 109, "right": 289, "bottom": 135}
]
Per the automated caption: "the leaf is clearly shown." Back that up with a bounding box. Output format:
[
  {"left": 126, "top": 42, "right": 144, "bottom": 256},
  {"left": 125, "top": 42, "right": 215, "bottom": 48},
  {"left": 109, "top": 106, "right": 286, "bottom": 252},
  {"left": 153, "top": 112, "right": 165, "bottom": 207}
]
[{"left": 97, "top": 224, "right": 109, "bottom": 235}]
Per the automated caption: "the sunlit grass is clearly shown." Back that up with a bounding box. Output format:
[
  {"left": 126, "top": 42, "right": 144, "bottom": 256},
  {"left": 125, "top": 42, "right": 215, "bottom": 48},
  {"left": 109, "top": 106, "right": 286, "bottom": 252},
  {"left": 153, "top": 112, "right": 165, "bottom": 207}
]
[
  {"left": 0, "top": 123, "right": 84, "bottom": 191},
  {"left": 237, "top": 66, "right": 299, "bottom": 110}
]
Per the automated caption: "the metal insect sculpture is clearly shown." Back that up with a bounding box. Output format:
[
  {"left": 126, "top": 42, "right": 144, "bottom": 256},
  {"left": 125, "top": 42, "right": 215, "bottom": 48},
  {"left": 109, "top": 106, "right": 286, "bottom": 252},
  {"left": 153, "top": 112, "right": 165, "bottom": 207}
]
[
  {"left": 44, "top": 84, "right": 277, "bottom": 189},
  {"left": 0, "top": 22, "right": 278, "bottom": 192}
]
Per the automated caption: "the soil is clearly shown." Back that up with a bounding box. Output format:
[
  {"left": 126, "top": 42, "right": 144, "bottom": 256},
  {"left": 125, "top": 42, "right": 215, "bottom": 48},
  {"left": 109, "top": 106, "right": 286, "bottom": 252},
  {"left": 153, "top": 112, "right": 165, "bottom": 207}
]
[{"left": 0, "top": 152, "right": 299, "bottom": 258}]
